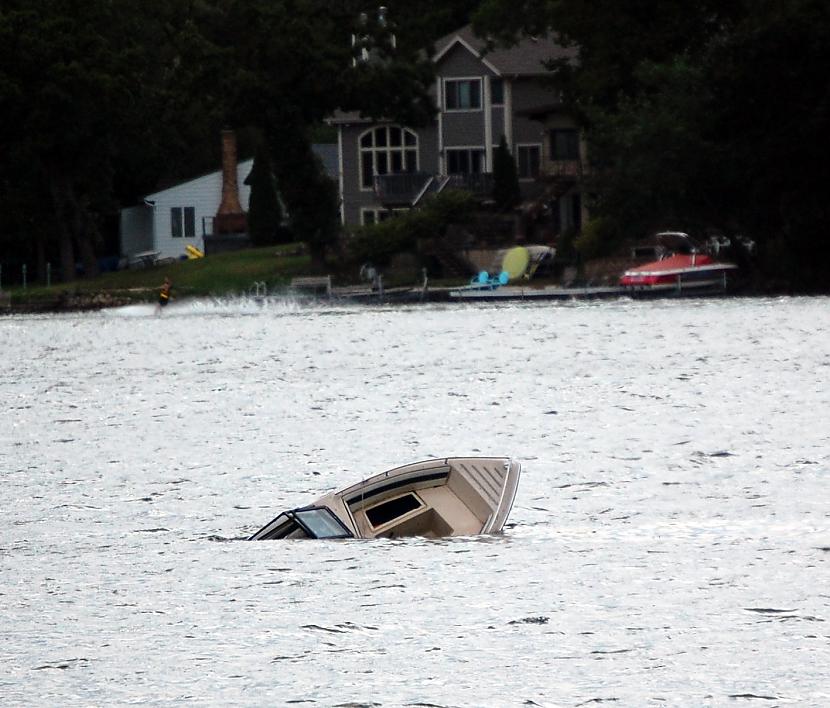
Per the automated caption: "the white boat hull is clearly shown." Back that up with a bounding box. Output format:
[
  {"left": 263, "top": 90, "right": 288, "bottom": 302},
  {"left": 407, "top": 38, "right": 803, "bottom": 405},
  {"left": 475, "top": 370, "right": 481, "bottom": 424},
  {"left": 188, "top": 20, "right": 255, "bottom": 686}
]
[{"left": 250, "top": 457, "right": 521, "bottom": 540}]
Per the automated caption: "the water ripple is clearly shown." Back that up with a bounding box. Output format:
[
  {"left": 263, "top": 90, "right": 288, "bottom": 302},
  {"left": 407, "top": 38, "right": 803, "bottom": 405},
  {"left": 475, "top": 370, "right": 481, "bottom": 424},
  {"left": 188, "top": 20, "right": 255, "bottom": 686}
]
[{"left": 3, "top": 296, "right": 829, "bottom": 705}]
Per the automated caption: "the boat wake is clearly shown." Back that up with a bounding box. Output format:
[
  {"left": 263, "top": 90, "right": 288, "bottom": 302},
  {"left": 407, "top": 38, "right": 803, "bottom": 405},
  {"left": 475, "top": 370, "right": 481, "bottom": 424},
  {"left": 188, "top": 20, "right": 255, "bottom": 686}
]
[{"left": 101, "top": 295, "right": 332, "bottom": 318}]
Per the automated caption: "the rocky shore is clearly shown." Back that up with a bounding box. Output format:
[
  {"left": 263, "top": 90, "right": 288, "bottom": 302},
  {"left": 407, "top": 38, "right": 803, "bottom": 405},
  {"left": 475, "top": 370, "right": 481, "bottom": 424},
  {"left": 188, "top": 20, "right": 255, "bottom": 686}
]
[{"left": 1, "top": 289, "right": 142, "bottom": 315}]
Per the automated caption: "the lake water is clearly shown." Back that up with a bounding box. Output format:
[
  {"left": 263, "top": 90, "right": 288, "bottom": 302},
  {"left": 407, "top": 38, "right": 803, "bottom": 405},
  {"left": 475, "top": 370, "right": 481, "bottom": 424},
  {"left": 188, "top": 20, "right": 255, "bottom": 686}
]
[{"left": 2, "top": 295, "right": 828, "bottom": 706}]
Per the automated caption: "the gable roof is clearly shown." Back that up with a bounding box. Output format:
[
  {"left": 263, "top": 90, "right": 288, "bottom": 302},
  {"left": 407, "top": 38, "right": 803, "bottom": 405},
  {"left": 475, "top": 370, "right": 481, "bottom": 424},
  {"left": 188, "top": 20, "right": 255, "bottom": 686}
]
[
  {"left": 143, "top": 159, "right": 253, "bottom": 202},
  {"left": 328, "top": 24, "right": 576, "bottom": 125},
  {"left": 433, "top": 24, "right": 577, "bottom": 77},
  {"left": 142, "top": 144, "right": 338, "bottom": 201}
]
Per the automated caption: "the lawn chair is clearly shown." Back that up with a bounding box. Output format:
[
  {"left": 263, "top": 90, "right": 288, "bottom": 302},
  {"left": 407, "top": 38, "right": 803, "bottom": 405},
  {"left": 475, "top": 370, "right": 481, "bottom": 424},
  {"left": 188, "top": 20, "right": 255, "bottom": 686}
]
[{"left": 470, "top": 270, "right": 509, "bottom": 289}]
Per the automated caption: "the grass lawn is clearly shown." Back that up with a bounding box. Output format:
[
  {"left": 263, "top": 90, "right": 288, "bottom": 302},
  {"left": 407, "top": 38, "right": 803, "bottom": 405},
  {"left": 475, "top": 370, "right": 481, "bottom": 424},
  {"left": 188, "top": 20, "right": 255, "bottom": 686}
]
[
  {"left": 2, "top": 242, "right": 473, "bottom": 310},
  {"left": 5, "top": 244, "right": 316, "bottom": 304}
]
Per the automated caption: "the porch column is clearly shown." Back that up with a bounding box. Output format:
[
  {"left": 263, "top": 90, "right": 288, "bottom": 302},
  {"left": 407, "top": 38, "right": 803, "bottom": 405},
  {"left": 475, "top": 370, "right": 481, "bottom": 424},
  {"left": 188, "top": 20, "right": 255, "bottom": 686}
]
[
  {"left": 484, "top": 75, "right": 493, "bottom": 171},
  {"left": 437, "top": 77, "right": 445, "bottom": 175},
  {"left": 337, "top": 125, "right": 345, "bottom": 225}
]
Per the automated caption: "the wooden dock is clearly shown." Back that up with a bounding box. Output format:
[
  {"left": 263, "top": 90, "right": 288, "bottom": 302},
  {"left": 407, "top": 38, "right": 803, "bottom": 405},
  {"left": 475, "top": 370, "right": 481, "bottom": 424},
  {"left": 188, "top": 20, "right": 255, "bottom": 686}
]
[
  {"left": 448, "top": 284, "right": 627, "bottom": 301},
  {"left": 290, "top": 276, "right": 332, "bottom": 297}
]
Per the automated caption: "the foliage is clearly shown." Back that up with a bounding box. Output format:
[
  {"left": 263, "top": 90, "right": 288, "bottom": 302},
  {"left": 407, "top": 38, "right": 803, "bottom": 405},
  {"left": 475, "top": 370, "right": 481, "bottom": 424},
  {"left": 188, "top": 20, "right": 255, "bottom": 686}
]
[
  {"left": 584, "top": 59, "right": 717, "bottom": 239},
  {"left": 347, "top": 218, "right": 418, "bottom": 269},
  {"left": 492, "top": 136, "right": 521, "bottom": 210},
  {"left": 346, "top": 190, "right": 476, "bottom": 268},
  {"left": 0, "top": 0, "right": 227, "bottom": 282},
  {"left": 280, "top": 147, "right": 341, "bottom": 269},
  {"left": 573, "top": 217, "right": 618, "bottom": 260},
  {"left": 418, "top": 189, "right": 477, "bottom": 225}
]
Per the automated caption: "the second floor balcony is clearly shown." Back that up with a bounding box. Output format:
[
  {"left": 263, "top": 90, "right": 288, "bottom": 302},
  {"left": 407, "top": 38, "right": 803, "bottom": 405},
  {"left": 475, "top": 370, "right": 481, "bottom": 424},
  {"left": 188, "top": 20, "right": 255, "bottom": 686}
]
[
  {"left": 374, "top": 171, "right": 494, "bottom": 206},
  {"left": 539, "top": 159, "right": 587, "bottom": 182},
  {"left": 374, "top": 172, "right": 432, "bottom": 206},
  {"left": 444, "top": 172, "right": 493, "bottom": 195}
]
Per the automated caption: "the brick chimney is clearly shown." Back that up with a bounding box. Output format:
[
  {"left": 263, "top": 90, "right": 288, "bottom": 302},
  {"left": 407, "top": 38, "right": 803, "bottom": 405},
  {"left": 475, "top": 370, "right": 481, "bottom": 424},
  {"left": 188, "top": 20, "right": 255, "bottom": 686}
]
[{"left": 214, "top": 129, "right": 247, "bottom": 234}]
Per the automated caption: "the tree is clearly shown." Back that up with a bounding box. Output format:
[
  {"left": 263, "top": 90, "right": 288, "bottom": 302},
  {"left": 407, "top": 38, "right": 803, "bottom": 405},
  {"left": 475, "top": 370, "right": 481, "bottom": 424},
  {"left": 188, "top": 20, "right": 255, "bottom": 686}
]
[
  {"left": 703, "top": 0, "right": 830, "bottom": 290},
  {"left": 492, "top": 135, "right": 521, "bottom": 210},
  {"left": 0, "top": 0, "right": 224, "bottom": 283},
  {"left": 244, "top": 144, "right": 282, "bottom": 247},
  {"left": 267, "top": 136, "right": 340, "bottom": 269},
  {"left": 0, "top": 0, "right": 123, "bottom": 281}
]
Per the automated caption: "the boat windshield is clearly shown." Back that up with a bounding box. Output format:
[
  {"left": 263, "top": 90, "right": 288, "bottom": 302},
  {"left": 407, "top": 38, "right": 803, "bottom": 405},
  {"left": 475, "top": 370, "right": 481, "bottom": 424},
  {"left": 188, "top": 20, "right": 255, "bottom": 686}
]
[
  {"left": 292, "top": 507, "right": 353, "bottom": 539},
  {"left": 249, "top": 511, "right": 301, "bottom": 540}
]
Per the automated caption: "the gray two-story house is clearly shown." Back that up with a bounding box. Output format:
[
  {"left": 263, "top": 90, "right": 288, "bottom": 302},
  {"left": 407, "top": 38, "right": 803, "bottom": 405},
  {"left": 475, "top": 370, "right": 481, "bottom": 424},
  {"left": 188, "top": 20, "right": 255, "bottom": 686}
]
[{"left": 330, "top": 24, "right": 586, "bottom": 235}]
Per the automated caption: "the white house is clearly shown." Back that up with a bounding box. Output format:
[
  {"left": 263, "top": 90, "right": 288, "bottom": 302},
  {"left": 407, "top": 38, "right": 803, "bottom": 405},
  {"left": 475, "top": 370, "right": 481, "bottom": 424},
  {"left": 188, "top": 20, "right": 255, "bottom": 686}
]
[
  {"left": 119, "top": 144, "right": 339, "bottom": 262},
  {"left": 119, "top": 159, "right": 254, "bottom": 263}
]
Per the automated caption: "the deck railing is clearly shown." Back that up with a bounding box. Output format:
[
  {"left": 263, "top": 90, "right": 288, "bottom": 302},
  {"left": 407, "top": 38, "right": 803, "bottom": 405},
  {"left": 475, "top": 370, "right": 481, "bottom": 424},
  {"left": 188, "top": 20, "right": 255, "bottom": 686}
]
[
  {"left": 375, "top": 171, "right": 495, "bottom": 205},
  {"left": 374, "top": 172, "right": 432, "bottom": 205}
]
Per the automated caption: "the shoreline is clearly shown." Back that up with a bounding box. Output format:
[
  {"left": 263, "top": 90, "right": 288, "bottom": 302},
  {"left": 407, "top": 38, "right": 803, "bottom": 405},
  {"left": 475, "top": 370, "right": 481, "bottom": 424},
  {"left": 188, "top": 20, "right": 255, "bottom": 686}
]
[{"left": 0, "top": 281, "right": 804, "bottom": 315}]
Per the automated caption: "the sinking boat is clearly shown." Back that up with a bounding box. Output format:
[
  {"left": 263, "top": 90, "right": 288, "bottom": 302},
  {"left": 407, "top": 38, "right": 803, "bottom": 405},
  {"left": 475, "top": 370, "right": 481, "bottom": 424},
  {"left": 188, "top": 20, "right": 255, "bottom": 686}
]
[
  {"left": 620, "top": 231, "right": 738, "bottom": 293},
  {"left": 249, "top": 456, "right": 521, "bottom": 540}
]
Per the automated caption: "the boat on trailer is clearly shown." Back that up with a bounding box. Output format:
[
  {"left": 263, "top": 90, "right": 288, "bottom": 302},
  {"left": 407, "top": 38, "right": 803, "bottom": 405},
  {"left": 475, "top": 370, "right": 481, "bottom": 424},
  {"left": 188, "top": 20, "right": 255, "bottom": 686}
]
[{"left": 249, "top": 456, "right": 521, "bottom": 540}]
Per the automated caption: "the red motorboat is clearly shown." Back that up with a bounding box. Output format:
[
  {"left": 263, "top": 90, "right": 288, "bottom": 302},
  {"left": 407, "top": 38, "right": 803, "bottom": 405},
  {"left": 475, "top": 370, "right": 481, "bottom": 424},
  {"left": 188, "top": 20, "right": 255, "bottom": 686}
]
[{"left": 620, "top": 232, "right": 738, "bottom": 293}]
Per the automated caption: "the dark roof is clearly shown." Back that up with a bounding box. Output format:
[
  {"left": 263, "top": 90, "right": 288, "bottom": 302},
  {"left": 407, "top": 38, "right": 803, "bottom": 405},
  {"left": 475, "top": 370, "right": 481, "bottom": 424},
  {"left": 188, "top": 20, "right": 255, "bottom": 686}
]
[
  {"left": 144, "top": 144, "right": 338, "bottom": 199},
  {"left": 328, "top": 25, "right": 575, "bottom": 125},
  {"left": 433, "top": 24, "right": 577, "bottom": 77},
  {"left": 327, "top": 109, "right": 374, "bottom": 126}
]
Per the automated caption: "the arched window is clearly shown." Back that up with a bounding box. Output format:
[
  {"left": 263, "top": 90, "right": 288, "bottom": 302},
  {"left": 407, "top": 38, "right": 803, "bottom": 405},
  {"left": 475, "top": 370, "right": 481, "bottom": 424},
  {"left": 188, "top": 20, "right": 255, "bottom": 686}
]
[{"left": 359, "top": 126, "right": 418, "bottom": 189}]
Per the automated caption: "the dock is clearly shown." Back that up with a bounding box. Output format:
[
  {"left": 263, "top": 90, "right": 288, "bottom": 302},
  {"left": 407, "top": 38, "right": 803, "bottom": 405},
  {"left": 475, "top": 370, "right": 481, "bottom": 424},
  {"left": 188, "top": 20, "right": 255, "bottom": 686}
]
[
  {"left": 448, "top": 284, "right": 627, "bottom": 301},
  {"left": 290, "top": 275, "right": 332, "bottom": 297}
]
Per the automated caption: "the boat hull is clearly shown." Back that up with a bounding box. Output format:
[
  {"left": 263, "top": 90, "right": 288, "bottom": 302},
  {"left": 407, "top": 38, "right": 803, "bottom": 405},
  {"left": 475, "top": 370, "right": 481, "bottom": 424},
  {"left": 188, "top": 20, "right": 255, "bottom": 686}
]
[
  {"left": 620, "top": 254, "right": 737, "bottom": 293},
  {"left": 250, "top": 457, "right": 521, "bottom": 540}
]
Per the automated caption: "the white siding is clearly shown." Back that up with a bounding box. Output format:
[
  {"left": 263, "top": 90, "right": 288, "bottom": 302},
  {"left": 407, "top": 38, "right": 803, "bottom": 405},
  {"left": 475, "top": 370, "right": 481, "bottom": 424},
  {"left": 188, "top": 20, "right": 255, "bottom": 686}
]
[
  {"left": 143, "top": 159, "right": 253, "bottom": 260},
  {"left": 119, "top": 205, "right": 154, "bottom": 257}
]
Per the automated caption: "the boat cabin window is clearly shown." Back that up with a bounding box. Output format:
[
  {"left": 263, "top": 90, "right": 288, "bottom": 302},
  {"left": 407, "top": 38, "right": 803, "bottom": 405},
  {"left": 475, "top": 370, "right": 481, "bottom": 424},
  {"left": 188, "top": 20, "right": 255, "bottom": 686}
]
[
  {"left": 292, "top": 508, "right": 353, "bottom": 539},
  {"left": 366, "top": 493, "right": 422, "bottom": 528},
  {"left": 250, "top": 507, "right": 353, "bottom": 540}
]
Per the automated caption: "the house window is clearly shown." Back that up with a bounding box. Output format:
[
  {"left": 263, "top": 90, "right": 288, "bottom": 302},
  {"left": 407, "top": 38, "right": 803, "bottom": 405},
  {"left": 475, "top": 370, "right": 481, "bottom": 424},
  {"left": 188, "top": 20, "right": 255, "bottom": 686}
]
[
  {"left": 444, "top": 79, "right": 481, "bottom": 110},
  {"left": 490, "top": 78, "right": 504, "bottom": 106},
  {"left": 360, "top": 209, "right": 390, "bottom": 226},
  {"left": 446, "top": 148, "right": 485, "bottom": 174},
  {"left": 550, "top": 129, "right": 580, "bottom": 160},
  {"left": 170, "top": 207, "right": 195, "bottom": 238},
  {"left": 359, "top": 126, "right": 418, "bottom": 190},
  {"left": 517, "top": 144, "right": 541, "bottom": 179},
  {"left": 184, "top": 207, "right": 195, "bottom": 237},
  {"left": 361, "top": 208, "right": 404, "bottom": 225}
]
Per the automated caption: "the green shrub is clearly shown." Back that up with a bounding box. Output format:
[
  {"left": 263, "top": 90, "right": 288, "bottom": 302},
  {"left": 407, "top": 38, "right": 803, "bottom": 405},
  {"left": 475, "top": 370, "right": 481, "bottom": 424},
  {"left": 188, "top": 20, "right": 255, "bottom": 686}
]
[
  {"left": 574, "top": 217, "right": 618, "bottom": 260},
  {"left": 345, "top": 190, "right": 477, "bottom": 267},
  {"left": 347, "top": 218, "right": 415, "bottom": 267},
  {"left": 423, "top": 189, "right": 476, "bottom": 224}
]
